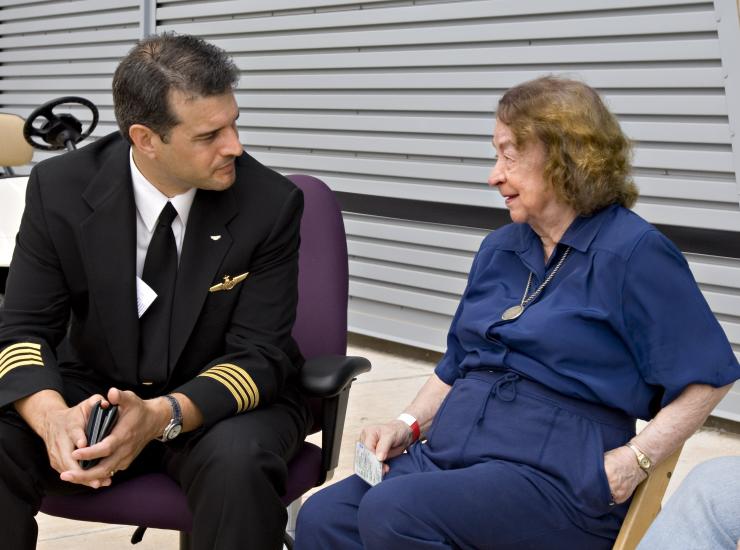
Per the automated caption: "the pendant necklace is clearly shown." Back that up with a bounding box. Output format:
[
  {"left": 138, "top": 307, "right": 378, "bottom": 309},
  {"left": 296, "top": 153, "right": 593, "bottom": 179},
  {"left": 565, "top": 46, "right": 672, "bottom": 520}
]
[{"left": 501, "top": 246, "right": 572, "bottom": 321}]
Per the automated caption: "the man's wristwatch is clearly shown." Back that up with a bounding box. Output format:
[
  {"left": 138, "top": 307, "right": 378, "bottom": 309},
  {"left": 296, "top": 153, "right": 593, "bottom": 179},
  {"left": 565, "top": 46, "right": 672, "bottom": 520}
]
[
  {"left": 158, "top": 394, "right": 183, "bottom": 442},
  {"left": 626, "top": 442, "right": 652, "bottom": 474}
]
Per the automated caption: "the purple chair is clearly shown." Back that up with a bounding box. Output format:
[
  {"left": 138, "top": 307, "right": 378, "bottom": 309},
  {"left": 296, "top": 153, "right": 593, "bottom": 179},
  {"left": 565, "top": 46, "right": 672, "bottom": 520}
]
[{"left": 40, "top": 174, "right": 371, "bottom": 549}]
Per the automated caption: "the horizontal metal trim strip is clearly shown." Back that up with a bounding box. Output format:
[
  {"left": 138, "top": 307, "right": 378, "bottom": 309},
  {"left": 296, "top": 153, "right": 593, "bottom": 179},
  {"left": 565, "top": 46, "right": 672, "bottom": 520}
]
[
  {"left": 0, "top": 44, "right": 132, "bottom": 63},
  {"left": 0, "top": 11, "right": 140, "bottom": 36},
  {"left": 1, "top": 0, "right": 57, "bottom": 7},
  {"left": 350, "top": 259, "right": 468, "bottom": 295},
  {"left": 227, "top": 40, "right": 721, "bottom": 72},
  {"left": 344, "top": 213, "right": 486, "bottom": 251},
  {"left": 197, "top": 68, "right": 728, "bottom": 90},
  {"left": 348, "top": 311, "right": 448, "bottom": 353},
  {"left": 241, "top": 131, "right": 733, "bottom": 172},
  {"left": 259, "top": 151, "right": 739, "bottom": 204},
  {"left": 168, "top": 11, "right": 717, "bottom": 52},
  {"left": 0, "top": 92, "right": 729, "bottom": 117},
  {"left": 337, "top": 192, "right": 740, "bottom": 259},
  {"left": 0, "top": 28, "right": 139, "bottom": 49},
  {"left": 685, "top": 256, "right": 740, "bottom": 288},
  {"left": 1, "top": 0, "right": 137, "bottom": 21},
  {"left": 348, "top": 239, "right": 475, "bottom": 274},
  {"left": 222, "top": 112, "right": 734, "bottom": 145},
  {"left": 350, "top": 279, "right": 458, "bottom": 316},
  {"left": 0, "top": 67, "right": 726, "bottom": 91},
  {"left": 157, "top": 0, "right": 392, "bottom": 16},
  {"left": 232, "top": 91, "right": 729, "bottom": 116},
  {"left": 156, "top": 0, "right": 705, "bottom": 26}
]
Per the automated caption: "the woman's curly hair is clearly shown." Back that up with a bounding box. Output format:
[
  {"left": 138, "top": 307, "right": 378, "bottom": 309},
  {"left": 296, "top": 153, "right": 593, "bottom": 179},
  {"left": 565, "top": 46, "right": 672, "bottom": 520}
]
[{"left": 497, "top": 76, "right": 638, "bottom": 215}]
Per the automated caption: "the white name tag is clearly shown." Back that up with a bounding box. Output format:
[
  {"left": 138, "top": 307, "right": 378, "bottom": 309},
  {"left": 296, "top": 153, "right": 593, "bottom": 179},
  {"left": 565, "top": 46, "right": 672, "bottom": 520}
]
[{"left": 136, "top": 276, "right": 157, "bottom": 318}]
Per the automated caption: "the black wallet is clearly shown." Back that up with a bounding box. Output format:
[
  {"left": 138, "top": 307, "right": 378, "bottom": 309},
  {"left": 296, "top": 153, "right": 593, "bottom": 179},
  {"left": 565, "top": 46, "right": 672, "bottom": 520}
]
[{"left": 79, "top": 401, "right": 118, "bottom": 470}]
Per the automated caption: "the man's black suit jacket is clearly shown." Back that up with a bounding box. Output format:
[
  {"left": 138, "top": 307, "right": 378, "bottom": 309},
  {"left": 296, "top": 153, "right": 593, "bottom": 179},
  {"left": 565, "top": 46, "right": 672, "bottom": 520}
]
[{"left": 0, "top": 132, "right": 304, "bottom": 427}]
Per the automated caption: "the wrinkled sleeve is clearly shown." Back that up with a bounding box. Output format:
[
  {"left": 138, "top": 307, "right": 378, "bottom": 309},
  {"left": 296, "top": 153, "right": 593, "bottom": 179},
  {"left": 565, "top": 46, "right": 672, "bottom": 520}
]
[
  {"left": 0, "top": 168, "right": 67, "bottom": 408},
  {"left": 621, "top": 229, "right": 739, "bottom": 407}
]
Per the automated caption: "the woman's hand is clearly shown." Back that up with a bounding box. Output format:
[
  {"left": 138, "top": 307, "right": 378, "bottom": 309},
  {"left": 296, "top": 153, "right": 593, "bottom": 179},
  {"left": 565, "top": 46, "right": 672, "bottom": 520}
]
[
  {"left": 603, "top": 446, "right": 647, "bottom": 504},
  {"left": 605, "top": 382, "right": 733, "bottom": 506},
  {"left": 356, "top": 373, "right": 452, "bottom": 475},
  {"left": 360, "top": 420, "right": 414, "bottom": 465}
]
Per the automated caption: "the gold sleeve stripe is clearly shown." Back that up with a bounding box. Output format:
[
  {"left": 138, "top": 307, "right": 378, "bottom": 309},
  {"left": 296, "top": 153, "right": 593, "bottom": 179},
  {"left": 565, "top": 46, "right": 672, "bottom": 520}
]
[
  {"left": 0, "top": 353, "right": 43, "bottom": 372},
  {"left": 0, "top": 342, "right": 41, "bottom": 365},
  {"left": 197, "top": 363, "right": 260, "bottom": 413},
  {"left": 210, "top": 364, "right": 259, "bottom": 410},
  {"left": 210, "top": 370, "right": 249, "bottom": 412},
  {"left": 0, "top": 349, "right": 43, "bottom": 379},
  {"left": 0, "top": 350, "right": 42, "bottom": 368},
  {"left": 208, "top": 367, "right": 252, "bottom": 411},
  {"left": 209, "top": 365, "right": 256, "bottom": 410},
  {"left": 0, "top": 360, "right": 44, "bottom": 379},
  {"left": 199, "top": 372, "right": 247, "bottom": 413}
]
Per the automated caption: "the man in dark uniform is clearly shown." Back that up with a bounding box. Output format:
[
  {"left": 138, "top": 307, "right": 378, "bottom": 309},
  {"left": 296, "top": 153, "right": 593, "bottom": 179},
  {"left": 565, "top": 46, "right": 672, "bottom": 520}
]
[{"left": 0, "top": 33, "right": 310, "bottom": 550}]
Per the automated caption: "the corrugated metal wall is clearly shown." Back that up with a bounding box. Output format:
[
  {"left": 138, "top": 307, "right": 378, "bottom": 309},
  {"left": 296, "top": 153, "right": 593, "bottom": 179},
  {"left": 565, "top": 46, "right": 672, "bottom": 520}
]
[
  {"left": 2, "top": 0, "right": 740, "bottom": 419},
  {"left": 0, "top": 0, "right": 139, "bottom": 142}
]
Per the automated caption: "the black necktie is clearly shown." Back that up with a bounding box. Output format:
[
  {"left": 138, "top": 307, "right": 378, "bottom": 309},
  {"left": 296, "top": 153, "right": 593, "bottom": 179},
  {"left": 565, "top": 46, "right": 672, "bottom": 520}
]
[{"left": 138, "top": 202, "right": 178, "bottom": 384}]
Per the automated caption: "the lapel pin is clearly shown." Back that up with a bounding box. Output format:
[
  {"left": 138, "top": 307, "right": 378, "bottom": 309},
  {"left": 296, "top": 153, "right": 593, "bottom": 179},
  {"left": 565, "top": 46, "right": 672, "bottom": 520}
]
[
  {"left": 210, "top": 235, "right": 222, "bottom": 241},
  {"left": 209, "top": 272, "right": 249, "bottom": 292}
]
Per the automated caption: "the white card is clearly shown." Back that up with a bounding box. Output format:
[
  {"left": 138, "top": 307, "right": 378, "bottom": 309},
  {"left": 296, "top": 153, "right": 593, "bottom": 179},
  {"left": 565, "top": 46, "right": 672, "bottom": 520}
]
[
  {"left": 354, "top": 442, "right": 383, "bottom": 486},
  {"left": 136, "top": 276, "right": 157, "bottom": 318}
]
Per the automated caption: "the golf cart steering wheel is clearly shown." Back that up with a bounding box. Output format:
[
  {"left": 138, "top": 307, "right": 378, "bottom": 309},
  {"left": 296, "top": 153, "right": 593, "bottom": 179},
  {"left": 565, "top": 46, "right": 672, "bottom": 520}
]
[{"left": 23, "top": 96, "right": 99, "bottom": 151}]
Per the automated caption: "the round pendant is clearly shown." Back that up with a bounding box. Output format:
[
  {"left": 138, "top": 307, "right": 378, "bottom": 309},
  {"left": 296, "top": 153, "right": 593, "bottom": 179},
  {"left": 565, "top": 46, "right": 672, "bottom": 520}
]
[{"left": 501, "top": 305, "right": 524, "bottom": 321}]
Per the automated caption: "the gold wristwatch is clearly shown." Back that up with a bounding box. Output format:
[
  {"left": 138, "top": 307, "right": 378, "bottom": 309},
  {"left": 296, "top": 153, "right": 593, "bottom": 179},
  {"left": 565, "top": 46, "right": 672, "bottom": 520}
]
[{"left": 626, "top": 443, "right": 652, "bottom": 474}]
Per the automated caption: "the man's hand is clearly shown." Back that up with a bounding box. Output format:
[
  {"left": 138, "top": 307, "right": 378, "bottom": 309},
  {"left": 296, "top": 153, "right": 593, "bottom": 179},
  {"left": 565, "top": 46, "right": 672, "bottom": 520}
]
[
  {"left": 40, "top": 394, "right": 106, "bottom": 483},
  {"left": 65, "top": 388, "right": 169, "bottom": 486},
  {"left": 360, "top": 420, "right": 414, "bottom": 473},
  {"left": 604, "top": 446, "right": 647, "bottom": 504},
  {"left": 15, "top": 390, "right": 112, "bottom": 489}
]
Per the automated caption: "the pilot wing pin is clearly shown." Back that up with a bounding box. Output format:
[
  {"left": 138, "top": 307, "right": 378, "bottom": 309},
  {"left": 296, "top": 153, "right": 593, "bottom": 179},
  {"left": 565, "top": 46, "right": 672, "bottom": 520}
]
[{"left": 209, "top": 272, "right": 249, "bottom": 292}]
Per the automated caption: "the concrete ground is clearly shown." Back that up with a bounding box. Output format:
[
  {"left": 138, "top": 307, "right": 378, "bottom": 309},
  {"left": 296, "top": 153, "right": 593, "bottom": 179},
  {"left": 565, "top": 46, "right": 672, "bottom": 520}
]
[{"left": 36, "top": 334, "right": 740, "bottom": 549}]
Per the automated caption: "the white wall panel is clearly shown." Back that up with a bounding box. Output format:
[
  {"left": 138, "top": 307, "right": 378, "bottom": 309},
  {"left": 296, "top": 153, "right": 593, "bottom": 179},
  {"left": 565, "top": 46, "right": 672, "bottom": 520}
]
[
  {"left": 2, "top": 0, "right": 740, "bottom": 419},
  {"left": 163, "top": 0, "right": 740, "bottom": 417}
]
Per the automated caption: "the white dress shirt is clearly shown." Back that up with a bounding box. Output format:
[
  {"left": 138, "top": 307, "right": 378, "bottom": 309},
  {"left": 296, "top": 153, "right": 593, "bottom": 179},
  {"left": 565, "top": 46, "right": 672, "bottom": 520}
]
[{"left": 129, "top": 148, "right": 196, "bottom": 278}]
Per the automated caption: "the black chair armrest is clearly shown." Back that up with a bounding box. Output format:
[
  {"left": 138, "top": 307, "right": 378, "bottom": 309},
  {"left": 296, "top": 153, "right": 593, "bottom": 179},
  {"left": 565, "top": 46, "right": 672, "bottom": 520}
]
[
  {"left": 300, "top": 355, "right": 371, "bottom": 484},
  {"left": 300, "top": 355, "right": 371, "bottom": 398}
]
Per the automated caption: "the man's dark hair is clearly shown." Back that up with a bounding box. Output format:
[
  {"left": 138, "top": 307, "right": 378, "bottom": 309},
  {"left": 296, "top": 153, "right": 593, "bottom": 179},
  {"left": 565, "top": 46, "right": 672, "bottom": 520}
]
[{"left": 113, "top": 32, "right": 239, "bottom": 143}]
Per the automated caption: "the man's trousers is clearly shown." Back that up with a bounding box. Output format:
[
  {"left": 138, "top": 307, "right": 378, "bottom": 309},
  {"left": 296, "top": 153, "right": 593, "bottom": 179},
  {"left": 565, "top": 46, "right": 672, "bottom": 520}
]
[{"left": 0, "top": 375, "right": 310, "bottom": 550}]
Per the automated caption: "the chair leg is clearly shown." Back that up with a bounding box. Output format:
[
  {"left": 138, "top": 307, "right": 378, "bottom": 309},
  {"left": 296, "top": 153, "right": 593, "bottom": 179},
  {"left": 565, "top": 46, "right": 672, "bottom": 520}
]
[
  {"left": 131, "top": 526, "right": 147, "bottom": 544},
  {"left": 179, "top": 531, "right": 192, "bottom": 550},
  {"left": 286, "top": 498, "right": 301, "bottom": 536},
  {"left": 283, "top": 498, "right": 300, "bottom": 549}
]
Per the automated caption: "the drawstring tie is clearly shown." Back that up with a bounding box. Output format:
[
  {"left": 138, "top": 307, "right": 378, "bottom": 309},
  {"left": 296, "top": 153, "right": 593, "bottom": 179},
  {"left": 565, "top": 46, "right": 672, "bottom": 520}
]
[{"left": 477, "top": 372, "right": 520, "bottom": 423}]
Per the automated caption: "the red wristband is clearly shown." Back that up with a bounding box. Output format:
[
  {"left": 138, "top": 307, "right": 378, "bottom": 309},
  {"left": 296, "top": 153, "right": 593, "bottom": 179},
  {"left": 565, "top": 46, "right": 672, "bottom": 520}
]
[{"left": 397, "top": 413, "right": 420, "bottom": 442}]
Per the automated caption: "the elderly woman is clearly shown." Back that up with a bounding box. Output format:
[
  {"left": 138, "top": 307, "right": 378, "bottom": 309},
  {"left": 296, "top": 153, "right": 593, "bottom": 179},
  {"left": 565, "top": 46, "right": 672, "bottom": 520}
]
[{"left": 295, "top": 77, "right": 740, "bottom": 549}]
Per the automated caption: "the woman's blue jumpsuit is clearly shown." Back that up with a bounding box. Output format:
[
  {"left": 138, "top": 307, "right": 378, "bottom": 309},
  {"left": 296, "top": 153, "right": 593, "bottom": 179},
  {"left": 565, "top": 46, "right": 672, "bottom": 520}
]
[{"left": 296, "top": 205, "right": 740, "bottom": 549}]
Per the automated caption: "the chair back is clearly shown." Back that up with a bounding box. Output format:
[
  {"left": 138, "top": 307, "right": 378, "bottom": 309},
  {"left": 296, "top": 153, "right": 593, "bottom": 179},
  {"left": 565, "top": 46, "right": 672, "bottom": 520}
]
[
  {"left": 287, "top": 175, "right": 349, "bottom": 434},
  {"left": 288, "top": 174, "right": 348, "bottom": 359},
  {"left": 0, "top": 113, "right": 33, "bottom": 172}
]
